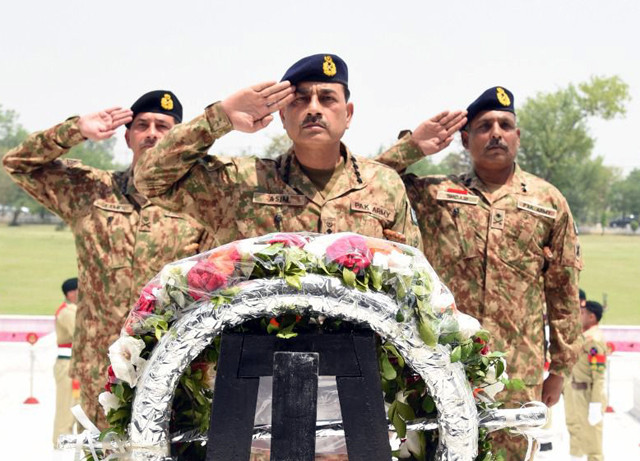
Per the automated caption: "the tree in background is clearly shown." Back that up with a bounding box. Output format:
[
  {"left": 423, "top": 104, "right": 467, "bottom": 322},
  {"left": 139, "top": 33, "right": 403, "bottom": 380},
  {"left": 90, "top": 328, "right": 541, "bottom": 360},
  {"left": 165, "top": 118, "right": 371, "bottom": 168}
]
[
  {"left": 0, "top": 105, "right": 121, "bottom": 225},
  {"left": 610, "top": 169, "right": 640, "bottom": 222},
  {"left": 517, "top": 76, "right": 631, "bottom": 222}
]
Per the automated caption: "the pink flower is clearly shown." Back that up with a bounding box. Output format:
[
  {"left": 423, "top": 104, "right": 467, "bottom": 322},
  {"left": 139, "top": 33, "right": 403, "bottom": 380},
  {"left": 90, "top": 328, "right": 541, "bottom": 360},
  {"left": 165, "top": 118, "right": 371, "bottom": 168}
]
[
  {"left": 187, "top": 260, "right": 228, "bottom": 300},
  {"left": 207, "top": 244, "right": 241, "bottom": 277},
  {"left": 268, "top": 233, "right": 308, "bottom": 248},
  {"left": 326, "top": 235, "right": 372, "bottom": 274},
  {"left": 105, "top": 365, "right": 118, "bottom": 392}
]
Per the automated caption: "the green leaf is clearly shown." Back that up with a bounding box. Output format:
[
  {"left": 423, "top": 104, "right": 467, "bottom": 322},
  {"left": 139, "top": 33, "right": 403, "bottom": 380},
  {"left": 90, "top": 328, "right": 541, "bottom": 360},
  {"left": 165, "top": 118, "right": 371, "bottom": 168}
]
[
  {"left": 342, "top": 267, "right": 356, "bottom": 288},
  {"left": 284, "top": 274, "right": 302, "bottom": 289},
  {"left": 421, "top": 395, "right": 435, "bottom": 413},
  {"left": 380, "top": 353, "right": 397, "bottom": 380},
  {"left": 370, "top": 268, "right": 383, "bottom": 291},
  {"left": 496, "top": 359, "right": 505, "bottom": 379},
  {"left": 418, "top": 321, "right": 437, "bottom": 347},
  {"left": 450, "top": 345, "right": 462, "bottom": 363}
]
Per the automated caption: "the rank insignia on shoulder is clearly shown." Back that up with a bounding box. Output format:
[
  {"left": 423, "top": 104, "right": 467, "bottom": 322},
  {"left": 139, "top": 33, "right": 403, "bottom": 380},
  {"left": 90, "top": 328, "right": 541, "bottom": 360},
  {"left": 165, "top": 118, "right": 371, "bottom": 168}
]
[
  {"left": 517, "top": 200, "right": 558, "bottom": 220},
  {"left": 161, "top": 93, "right": 174, "bottom": 111},
  {"left": 436, "top": 189, "right": 479, "bottom": 205},
  {"left": 323, "top": 55, "right": 337, "bottom": 76},
  {"left": 496, "top": 87, "right": 511, "bottom": 106}
]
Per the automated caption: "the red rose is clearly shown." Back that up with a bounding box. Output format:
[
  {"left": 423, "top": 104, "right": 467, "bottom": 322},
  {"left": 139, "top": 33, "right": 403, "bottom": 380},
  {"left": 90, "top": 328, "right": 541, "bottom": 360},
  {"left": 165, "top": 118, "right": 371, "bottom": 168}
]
[
  {"left": 187, "top": 260, "right": 228, "bottom": 300},
  {"left": 474, "top": 337, "right": 490, "bottom": 355},
  {"left": 134, "top": 284, "right": 160, "bottom": 314},
  {"left": 326, "top": 235, "right": 372, "bottom": 274},
  {"left": 105, "top": 365, "right": 118, "bottom": 392},
  {"left": 268, "top": 233, "right": 307, "bottom": 248}
]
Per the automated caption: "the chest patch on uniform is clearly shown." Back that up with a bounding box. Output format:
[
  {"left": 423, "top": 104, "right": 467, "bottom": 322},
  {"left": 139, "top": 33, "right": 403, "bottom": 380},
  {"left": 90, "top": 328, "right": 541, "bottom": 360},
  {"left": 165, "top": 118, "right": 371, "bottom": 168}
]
[
  {"left": 436, "top": 190, "right": 479, "bottom": 205},
  {"left": 93, "top": 199, "right": 134, "bottom": 214},
  {"left": 490, "top": 209, "right": 506, "bottom": 230},
  {"left": 351, "top": 201, "right": 394, "bottom": 221},
  {"left": 253, "top": 193, "right": 307, "bottom": 207},
  {"left": 517, "top": 200, "right": 557, "bottom": 220}
]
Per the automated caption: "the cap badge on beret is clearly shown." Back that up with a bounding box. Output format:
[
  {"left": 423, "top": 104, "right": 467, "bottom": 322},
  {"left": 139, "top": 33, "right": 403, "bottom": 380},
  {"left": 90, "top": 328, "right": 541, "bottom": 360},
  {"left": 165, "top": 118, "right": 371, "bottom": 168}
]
[
  {"left": 496, "top": 87, "right": 511, "bottom": 107},
  {"left": 161, "top": 93, "right": 174, "bottom": 111},
  {"left": 323, "top": 55, "right": 337, "bottom": 77}
]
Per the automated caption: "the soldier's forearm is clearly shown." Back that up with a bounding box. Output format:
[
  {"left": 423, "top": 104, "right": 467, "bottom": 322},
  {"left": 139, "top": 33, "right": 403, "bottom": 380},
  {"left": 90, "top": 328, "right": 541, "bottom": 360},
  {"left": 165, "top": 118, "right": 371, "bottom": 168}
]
[
  {"left": 375, "top": 134, "right": 424, "bottom": 174},
  {"left": 2, "top": 117, "right": 84, "bottom": 175},
  {"left": 134, "top": 103, "right": 233, "bottom": 199}
]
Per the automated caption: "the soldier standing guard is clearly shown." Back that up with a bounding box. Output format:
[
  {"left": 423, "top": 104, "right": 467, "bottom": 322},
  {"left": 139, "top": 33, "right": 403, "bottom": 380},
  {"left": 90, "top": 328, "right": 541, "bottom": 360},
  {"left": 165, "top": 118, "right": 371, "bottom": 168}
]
[
  {"left": 53, "top": 277, "right": 79, "bottom": 446},
  {"left": 377, "top": 86, "right": 583, "bottom": 459},
  {"left": 564, "top": 300, "right": 607, "bottom": 461},
  {"left": 3, "top": 91, "right": 216, "bottom": 428},
  {"left": 133, "top": 54, "right": 422, "bottom": 248}
]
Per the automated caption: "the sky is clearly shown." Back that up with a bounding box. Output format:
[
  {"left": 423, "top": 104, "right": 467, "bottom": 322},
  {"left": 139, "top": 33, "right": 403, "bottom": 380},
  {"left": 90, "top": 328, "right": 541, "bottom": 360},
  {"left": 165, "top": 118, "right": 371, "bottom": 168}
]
[{"left": 1, "top": 0, "right": 638, "bottom": 174}]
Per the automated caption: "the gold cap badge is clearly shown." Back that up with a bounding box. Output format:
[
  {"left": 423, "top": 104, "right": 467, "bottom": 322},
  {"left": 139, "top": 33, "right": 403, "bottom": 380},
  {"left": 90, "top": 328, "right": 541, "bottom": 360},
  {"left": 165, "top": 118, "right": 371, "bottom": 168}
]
[
  {"left": 322, "top": 55, "right": 337, "bottom": 77},
  {"left": 496, "top": 87, "right": 511, "bottom": 107},
  {"left": 161, "top": 93, "right": 174, "bottom": 111}
]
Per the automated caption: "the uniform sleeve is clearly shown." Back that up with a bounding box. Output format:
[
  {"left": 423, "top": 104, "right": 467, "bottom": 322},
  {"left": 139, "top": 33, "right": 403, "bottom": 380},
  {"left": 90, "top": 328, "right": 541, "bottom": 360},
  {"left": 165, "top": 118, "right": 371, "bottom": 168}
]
[
  {"left": 589, "top": 338, "right": 608, "bottom": 405},
  {"left": 395, "top": 190, "right": 423, "bottom": 251},
  {"left": 545, "top": 198, "right": 583, "bottom": 377},
  {"left": 2, "top": 118, "right": 96, "bottom": 220},
  {"left": 375, "top": 134, "right": 425, "bottom": 174},
  {"left": 133, "top": 102, "right": 234, "bottom": 228}
]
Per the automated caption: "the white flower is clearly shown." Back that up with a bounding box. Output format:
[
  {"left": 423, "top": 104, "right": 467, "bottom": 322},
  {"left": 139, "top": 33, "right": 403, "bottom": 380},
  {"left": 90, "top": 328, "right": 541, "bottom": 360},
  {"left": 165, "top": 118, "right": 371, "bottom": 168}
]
[
  {"left": 387, "top": 251, "right": 413, "bottom": 276},
  {"left": 236, "top": 239, "right": 270, "bottom": 259},
  {"left": 480, "top": 359, "right": 507, "bottom": 400},
  {"left": 371, "top": 252, "right": 389, "bottom": 269},
  {"left": 456, "top": 313, "right": 482, "bottom": 339},
  {"left": 98, "top": 391, "right": 121, "bottom": 415},
  {"left": 431, "top": 284, "right": 456, "bottom": 314},
  {"left": 160, "top": 261, "right": 197, "bottom": 287},
  {"left": 108, "top": 336, "right": 147, "bottom": 387}
]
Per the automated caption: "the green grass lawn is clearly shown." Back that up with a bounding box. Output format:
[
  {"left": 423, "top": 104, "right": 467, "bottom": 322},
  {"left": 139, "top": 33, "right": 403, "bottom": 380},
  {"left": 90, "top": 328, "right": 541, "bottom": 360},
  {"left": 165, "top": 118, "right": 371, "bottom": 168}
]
[
  {"left": 1, "top": 225, "right": 638, "bottom": 324},
  {"left": 0, "top": 224, "right": 77, "bottom": 315}
]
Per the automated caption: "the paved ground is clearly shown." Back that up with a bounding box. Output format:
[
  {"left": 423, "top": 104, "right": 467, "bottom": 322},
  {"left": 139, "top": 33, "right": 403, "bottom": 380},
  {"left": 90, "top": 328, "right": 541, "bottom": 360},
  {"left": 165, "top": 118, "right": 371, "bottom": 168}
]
[{"left": 0, "top": 332, "right": 639, "bottom": 460}]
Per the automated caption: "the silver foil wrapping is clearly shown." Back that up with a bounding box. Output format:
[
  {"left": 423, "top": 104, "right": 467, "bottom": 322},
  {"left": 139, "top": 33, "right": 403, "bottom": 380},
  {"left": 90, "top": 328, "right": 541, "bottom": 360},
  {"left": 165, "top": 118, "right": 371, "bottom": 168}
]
[{"left": 128, "top": 274, "right": 478, "bottom": 460}]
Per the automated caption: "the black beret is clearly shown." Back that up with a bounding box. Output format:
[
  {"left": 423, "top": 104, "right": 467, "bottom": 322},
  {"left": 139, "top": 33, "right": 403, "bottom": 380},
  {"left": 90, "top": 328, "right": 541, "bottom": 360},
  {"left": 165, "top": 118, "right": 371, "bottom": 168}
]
[
  {"left": 579, "top": 289, "right": 587, "bottom": 301},
  {"left": 585, "top": 301, "right": 604, "bottom": 322},
  {"left": 281, "top": 54, "right": 349, "bottom": 91},
  {"left": 61, "top": 277, "right": 78, "bottom": 295},
  {"left": 463, "top": 86, "right": 515, "bottom": 130},
  {"left": 126, "top": 90, "right": 182, "bottom": 128}
]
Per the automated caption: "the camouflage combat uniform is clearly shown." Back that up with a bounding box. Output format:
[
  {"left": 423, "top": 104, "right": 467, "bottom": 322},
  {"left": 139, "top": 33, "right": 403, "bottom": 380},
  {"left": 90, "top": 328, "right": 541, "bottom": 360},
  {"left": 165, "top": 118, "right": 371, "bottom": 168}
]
[
  {"left": 134, "top": 102, "right": 422, "bottom": 249},
  {"left": 564, "top": 325, "right": 607, "bottom": 461},
  {"left": 3, "top": 118, "right": 216, "bottom": 427},
  {"left": 378, "top": 136, "right": 582, "bottom": 458}
]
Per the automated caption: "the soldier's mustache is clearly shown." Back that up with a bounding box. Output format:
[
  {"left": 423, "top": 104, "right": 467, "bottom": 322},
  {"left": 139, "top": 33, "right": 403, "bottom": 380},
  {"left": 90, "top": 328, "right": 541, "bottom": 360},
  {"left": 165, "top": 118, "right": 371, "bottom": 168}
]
[
  {"left": 301, "top": 115, "right": 327, "bottom": 128},
  {"left": 486, "top": 140, "right": 508, "bottom": 151},
  {"left": 141, "top": 139, "right": 157, "bottom": 149}
]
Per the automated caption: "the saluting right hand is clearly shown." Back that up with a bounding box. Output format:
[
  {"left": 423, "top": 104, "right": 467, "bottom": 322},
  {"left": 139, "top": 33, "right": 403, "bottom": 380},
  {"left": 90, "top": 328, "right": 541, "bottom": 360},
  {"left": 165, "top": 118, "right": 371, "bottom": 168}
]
[
  {"left": 78, "top": 107, "right": 133, "bottom": 141},
  {"left": 221, "top": 81, "right": 296, "bottom": 133},
  {"left": 410, "top": 110, "right": 467, "bottom": 157}
]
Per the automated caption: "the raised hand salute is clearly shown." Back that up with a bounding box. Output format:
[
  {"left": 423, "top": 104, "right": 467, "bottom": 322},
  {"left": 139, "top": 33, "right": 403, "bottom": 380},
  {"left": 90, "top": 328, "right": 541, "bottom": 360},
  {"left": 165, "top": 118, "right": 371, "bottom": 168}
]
[{"left": 77, "top": 107, "right": 133, "bottom": 140}]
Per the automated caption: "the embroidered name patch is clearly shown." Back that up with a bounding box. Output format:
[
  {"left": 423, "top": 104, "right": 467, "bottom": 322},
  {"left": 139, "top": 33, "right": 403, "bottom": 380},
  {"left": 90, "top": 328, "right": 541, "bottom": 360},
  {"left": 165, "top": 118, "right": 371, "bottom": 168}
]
[
  {"left": 436, "top": 190, "right": 479, "bottom": 205},
  {"left": 93, "top": 199, "right": 134, "bottom": 213},
  {"left": 253, "top": 193, "right": 307, "bottom": 207},
  {"left": 517, "top": 200, "right": 557, "bottom": 220},
  {"left": 351, "top": 201, "right": 395, "bottom": 221}
]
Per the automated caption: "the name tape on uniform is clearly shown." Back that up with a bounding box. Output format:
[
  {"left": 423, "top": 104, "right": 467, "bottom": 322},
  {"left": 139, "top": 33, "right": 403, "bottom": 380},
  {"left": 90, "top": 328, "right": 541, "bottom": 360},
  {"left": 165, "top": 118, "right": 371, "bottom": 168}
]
[
  {"left": 93, "top": 199, "right": 135, "bottom": 214},
  {"left": 253, "top": 193, "right": 307, "bottom": 207},
  {"left": 517, "top": 200, "right": 557, "bottom": 220},
  {"left": 351, "top": 201, "right": 395, "bottom": 221},
  {"left": 436, "top": 190, "right": 479, "bottom": 205}
]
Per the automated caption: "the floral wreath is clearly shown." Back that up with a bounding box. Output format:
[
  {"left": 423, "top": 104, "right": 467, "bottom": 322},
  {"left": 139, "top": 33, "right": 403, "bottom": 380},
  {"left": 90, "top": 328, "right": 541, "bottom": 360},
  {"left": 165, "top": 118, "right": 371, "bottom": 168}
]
[{"left": 99, "top": 232, "right": 522, "bottom": 460}]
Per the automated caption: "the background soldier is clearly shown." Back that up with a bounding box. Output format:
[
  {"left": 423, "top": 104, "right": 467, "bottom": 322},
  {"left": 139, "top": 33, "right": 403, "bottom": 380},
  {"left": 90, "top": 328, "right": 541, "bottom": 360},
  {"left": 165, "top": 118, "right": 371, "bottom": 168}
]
[
  {"left": 377, "top": 86, "right": 582, "bottom": 459},
  {"left": 3, "top": 91, "right": 216, "bottom": 428},
  {"left": 134, "top": 54, "right": 421, "bottom": 248},
  {"left": 564, "top": 300, "right": 607, "bottom": 461},
  {"left": 53, "top": 277, "right": 79, "bottom": 446}
]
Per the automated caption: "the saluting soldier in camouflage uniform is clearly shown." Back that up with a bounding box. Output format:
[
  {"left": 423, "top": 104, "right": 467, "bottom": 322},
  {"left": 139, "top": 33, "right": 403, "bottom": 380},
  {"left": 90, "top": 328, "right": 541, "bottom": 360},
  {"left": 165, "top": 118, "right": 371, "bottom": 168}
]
[
  {"left": 134, "top": 54, "right": 421, "bottom": 249},
  {"left": 564, "top": 300, "right": 607, "bottom": 461},
  {"left": 377, "top": 87, "right": 582, "bottom": 459},
  {"left": 53, "top": 277, "right": 79, "bottom": 446},
  {"left": 3, "top": 91, "right": 216, "bottom": 428}
]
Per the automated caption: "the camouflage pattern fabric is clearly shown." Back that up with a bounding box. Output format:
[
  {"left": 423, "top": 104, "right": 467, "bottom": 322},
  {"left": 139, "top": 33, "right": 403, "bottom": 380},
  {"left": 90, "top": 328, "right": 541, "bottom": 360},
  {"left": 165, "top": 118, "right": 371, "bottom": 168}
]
[
  {"left": 53, "top": 301, "right": 77, "bottom": 445},
  {"left": 564, "top": 325, "right": 607, "bottom": 460},
  {"left": 133, "top": 102, "right": 422, "bottom": 249},
  {"left": 3, "top": 119, "right": 217, "bottom": 427},
  {"left": 378, "top": 136, "right": 583, "bottom": 459}
]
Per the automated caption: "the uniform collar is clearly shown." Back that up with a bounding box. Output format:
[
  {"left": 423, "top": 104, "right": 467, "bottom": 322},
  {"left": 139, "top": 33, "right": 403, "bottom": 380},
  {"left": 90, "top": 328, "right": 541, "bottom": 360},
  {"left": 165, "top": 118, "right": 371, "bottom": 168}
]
[
  {"left": 461, "top": 163, "right": 529, "bottom": 202},
  {"left": 278, "top": 143, "right": 366, "bottom": 206},
  {"left": 121, "top": 167, "right": 151, "bottom": 208}
]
